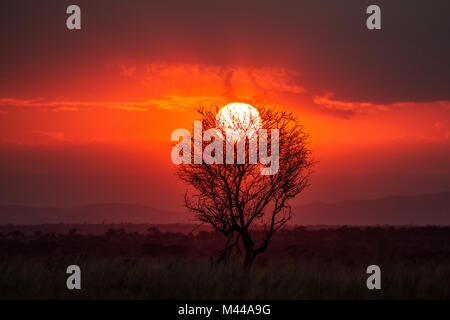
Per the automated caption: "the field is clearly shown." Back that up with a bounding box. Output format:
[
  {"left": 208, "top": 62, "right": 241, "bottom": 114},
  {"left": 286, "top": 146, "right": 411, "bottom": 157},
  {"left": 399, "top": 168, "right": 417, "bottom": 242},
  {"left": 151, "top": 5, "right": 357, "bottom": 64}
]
[{"left": 0, "top": 225, "right": 449, "bottom": 299}]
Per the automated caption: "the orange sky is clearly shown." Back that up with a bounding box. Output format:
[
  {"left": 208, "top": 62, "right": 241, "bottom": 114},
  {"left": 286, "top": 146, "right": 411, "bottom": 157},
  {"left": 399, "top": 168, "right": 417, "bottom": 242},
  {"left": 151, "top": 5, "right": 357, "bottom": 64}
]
[
  {"left": 1, "top": 61, "right": 448, "bottom": 146},
  {"left": 0, "top": 0, "right": 449, "bottom": 210}
]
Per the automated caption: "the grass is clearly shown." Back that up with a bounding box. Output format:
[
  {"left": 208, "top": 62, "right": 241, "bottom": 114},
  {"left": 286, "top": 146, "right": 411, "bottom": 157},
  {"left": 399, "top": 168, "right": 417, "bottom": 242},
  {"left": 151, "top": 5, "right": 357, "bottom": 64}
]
[{"left": 1, "top": 256, "right": 449, "bottom": 299}]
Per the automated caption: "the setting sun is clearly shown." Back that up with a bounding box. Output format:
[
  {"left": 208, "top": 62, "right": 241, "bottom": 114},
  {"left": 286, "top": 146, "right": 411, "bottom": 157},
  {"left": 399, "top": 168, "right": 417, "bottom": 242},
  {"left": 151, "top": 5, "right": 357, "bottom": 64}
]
[{"left": 215, "top": 103, "right": 262, "bottom": 141}]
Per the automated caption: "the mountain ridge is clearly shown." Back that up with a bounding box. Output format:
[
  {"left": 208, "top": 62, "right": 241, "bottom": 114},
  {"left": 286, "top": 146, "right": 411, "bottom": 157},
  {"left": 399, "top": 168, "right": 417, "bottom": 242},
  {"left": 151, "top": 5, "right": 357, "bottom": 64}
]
[
  {"left": 0, "top": 192, "right": 448, "bottom": 225},
  {"left": 292, "top": 191, "right": 449, "bottom": 225}
]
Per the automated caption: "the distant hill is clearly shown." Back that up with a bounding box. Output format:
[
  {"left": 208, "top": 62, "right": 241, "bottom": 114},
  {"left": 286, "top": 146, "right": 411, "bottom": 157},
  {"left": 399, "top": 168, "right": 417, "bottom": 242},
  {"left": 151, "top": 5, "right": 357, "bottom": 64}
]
[
  {"left": 0, "top": 192, "right": 448, "bottom": 225},
  {"left": 291, "top": 192, "right": 450, "bottom": 225},
  {"left": 0, "top": 203, "right": 189, "bottom": 225}
]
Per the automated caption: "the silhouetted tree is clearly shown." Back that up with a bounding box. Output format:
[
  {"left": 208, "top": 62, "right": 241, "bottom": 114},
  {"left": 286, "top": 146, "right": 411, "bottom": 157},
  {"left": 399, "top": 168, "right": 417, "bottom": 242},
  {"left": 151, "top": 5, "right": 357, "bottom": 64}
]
[{"left": 175, "top": 105, "right": 313, "bottom": 269}]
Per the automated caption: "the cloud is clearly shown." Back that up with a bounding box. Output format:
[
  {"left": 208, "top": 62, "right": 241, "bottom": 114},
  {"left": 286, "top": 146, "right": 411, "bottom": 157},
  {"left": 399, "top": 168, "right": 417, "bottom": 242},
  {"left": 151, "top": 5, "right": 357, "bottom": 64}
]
[
  {"left": 150, "top": 94, "right": 227, "bottom": 111},
  {"left": 2, "top": 1, "right": 449, "bottom": 108},
  {"left": 433, "top": 121, "right": 450, "bottom": 140},
  {"left": 0, "top": 98, "right": 93, "bottom": 109},
  {"left": 313, "top": 93, "right": 389, "bottom": 117},
  {"left": 434, "top": 122, "right": 443, "bottom": 130},
  {"left": 0, "top": 95, "right": 227, "bottom": 113},
  {"left": 53, "top": 107, "right": 79, "bottom": 112},
  {"left": 0, "top": 61, "right": 307, "bottom": 114},
  {"left": 0, "top": 98, "right": 154, "bottom": 112},
  {"left": 142, "top": 63, "right": 305, "bottom": 99},
  {"left": 107, "top": 106, "right": 148, "bottom": 112},
  {"left": 119, "top": 65, "right": 136, "bottom": 77},
  {"left": 313, "top": 93, "right": 450, "bottom": 118},
  {"left": 34, "top": 131, "right": 71, "bottom": 142}
]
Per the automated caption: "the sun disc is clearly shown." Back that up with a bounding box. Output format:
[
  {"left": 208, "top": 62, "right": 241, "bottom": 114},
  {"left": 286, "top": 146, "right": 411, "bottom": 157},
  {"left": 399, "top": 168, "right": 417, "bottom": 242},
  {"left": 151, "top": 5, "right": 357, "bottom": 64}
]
[{"left": 215, "top": 103, "right": 262, "bottom": 141}]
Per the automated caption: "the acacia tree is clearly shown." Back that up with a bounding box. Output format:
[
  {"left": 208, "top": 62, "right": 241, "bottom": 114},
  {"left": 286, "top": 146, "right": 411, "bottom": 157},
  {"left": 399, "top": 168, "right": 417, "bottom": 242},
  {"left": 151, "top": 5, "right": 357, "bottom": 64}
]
[{"left": 175, "top": 105, "right": 313, "bottom": 269}]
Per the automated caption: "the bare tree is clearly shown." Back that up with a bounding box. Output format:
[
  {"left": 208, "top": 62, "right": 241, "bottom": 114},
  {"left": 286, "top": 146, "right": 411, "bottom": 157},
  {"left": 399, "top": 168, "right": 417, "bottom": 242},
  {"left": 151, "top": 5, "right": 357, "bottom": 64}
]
[{"left": 175, "top": 105, "right": 313, "bottom": 269}]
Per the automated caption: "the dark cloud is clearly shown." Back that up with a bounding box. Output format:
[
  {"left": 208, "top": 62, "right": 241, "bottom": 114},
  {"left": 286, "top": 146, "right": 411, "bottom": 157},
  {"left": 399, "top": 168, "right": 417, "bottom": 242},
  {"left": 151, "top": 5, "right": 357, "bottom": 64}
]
[{"left": 0, "top": 0, "right": 449, "bottom": 103}]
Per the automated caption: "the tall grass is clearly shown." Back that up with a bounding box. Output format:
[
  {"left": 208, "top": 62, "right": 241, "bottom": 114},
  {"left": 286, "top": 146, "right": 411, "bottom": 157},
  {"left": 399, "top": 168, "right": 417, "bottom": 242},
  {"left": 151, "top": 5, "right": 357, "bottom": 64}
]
[{"left": 0, "top": 256, "right": 448, "bottom": 299}]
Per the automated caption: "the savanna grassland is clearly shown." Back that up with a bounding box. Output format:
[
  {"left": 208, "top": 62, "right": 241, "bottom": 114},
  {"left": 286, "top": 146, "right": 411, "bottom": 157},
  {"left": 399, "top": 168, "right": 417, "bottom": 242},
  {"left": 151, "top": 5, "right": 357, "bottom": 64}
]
[{"left": 0, "top": 225, "right": 449, "bottom": 299}]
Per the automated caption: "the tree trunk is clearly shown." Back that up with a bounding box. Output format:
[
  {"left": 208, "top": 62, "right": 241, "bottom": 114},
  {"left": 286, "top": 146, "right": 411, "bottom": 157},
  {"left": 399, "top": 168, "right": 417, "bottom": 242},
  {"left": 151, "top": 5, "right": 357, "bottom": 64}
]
[
  {"left": 241, "top": 230, "right": 255, "bottom": 270},
  {"left": 244, "top": 248, "right": 255, "bottom": 271}
]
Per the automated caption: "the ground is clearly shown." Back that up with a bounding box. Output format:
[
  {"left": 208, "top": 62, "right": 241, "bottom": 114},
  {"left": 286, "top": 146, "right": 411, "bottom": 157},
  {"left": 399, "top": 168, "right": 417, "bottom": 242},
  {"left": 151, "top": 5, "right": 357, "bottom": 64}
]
[{"left": 1, "top": 225, "right": 449, "bottom": 299}]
